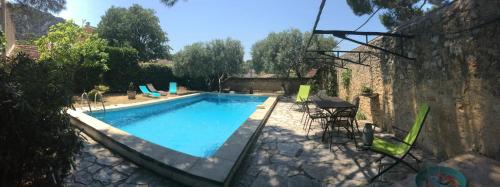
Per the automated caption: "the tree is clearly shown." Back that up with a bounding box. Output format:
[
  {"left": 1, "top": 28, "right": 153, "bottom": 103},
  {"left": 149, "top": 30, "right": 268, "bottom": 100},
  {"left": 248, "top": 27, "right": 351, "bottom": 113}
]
[
  {"left": 97, "top": 4, "right": 170, "bottom": 61},
  {"left": 160, "top": 0, "right": 181, "bottom": 7},
  {"left": 36, "top": 20, "right": 109, "bottom": 91},
  {"left": 12, "top": 0, "right": 66, "bottom": 13},
  {"left": 346, "top": 0, "right": 450, "bottom": 29},
  {"left": 250, "top": 28, "right": 336, "bottom": 78},
  {"left": 173, "top": 38, "right": 244, "bottom": 91},
  {"left": 206, "top": 39, "right": 244, "bottom": 92}
]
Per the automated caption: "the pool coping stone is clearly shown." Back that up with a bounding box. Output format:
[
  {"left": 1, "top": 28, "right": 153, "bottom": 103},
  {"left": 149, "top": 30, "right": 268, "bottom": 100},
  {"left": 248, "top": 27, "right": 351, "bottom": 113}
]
[{"left": 68, "top": 92, "right": 278, "bottom": 187}]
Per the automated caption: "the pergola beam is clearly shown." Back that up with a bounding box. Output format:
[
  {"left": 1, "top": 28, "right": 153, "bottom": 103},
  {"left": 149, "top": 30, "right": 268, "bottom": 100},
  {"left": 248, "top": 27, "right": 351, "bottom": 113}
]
[
  {"left": 313, "top": 30, "right": 413, "bottom": 38},
  {"left": 318, "top": 53, "right": 370, "bottom": 67},
  {"left": 304, "top": 57, "right": 348, "bottom": 69},
  {"left": 330, "top": 33, "right": 416, "bottom": 60}
]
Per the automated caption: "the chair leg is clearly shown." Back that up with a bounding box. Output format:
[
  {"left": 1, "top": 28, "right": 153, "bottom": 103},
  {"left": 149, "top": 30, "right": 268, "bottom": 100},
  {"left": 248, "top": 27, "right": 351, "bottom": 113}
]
[
  {"left": 321, "top": 121, "right": 330, "bottom": 142},
  {"left": 408, "top": 152, "right": 421, "bottom": 163},
  {"left": 399, "top": 158, "right": 419, "bottom": 172},
  {"left": 306, "top": 119, "right": 314, "bottom": 137},
  {"left": 300, "top": 110, "right": 307, "bottom": 123},
  {"left": 371, "top": 160, "right": 400, "bottom": 182},
  {"left": 303, "top": 115, "right": 310, "bottom": 130},
  {"left": 354, "top": 119, "right": 361, "bottom": 134},
  {"left": 370, "top": 155, "right": 419, "bottom": 183},
  {"left": 350, "top": 121, "right": 359, "bottom": 148}
]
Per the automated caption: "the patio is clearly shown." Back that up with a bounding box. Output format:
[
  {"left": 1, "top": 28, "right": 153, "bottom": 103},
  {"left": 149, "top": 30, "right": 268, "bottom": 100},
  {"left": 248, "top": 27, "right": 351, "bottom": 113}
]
[{"left": 64, "top": 97, "right": 438, "bottom": 186}]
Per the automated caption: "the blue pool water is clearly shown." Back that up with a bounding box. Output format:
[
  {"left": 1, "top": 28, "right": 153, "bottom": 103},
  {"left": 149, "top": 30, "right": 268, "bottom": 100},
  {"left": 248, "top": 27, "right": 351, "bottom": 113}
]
[{"left": 90, "top": 93, "right": 267, "bottom": 157}]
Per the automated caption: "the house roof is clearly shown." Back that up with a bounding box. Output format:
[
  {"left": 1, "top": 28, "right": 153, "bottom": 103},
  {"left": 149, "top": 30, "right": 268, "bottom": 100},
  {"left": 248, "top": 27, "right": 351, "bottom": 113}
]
[{"left": 12, "top": 44, "right": 39, "bottom": 59}]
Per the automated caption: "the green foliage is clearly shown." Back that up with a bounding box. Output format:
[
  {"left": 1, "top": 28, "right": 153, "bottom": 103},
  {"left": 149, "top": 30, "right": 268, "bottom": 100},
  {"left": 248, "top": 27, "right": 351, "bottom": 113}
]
[
  {"left": 313, "top": 65, "right": 338, "bottom": 96},
  {"left": 341, "top": 69, "right": 352, "bottom": 89},
  {"left": 251, "top": 28, "right": 336, "bottom": 78},
  {"left": 361, "top": 84, "right": 373, "bottom": 94},
  {"left": 0, "top": 54, "right": 82, "bottom": 186},
  {"left": 36, "top": 20, "right": 108, "bottom": 68},
  {"left": 13, "top": 0, "right": 67, "bottom": 13},
  {"left": 356, "top": 111, "right": 367, "bottom": 120},
  {"left": 173, "top": 38, "right": 244, "bottom": 90},
  {"left": 346, "top": 0, "right": 450, "bottom": 29},
  {"left": 36, "top": 20, "right": 109, "bottom": 92},
  {"left": 128, "top": 82, "right": 135, "bottom": 91},
  {"left": 138, "top": 63, "right": 177, "bottom": 91},
  {"left": 160, "top": 0, "right": 181, "bottom": 7},
  {"left": 0, "top": 31, "right": 5, "bottom": 52},
  {"left": 97, "top": 4, "right": 170, "bottom": 61},
  {"left": 102, "top": 46, "right": 140, "bottom": 92}
]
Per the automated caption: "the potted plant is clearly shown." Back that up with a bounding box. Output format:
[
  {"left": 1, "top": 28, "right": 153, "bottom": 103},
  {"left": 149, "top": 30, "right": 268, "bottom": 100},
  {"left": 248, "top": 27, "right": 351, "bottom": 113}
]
[
  {"left": 361, "top": 85, "right": 373, "bottom": 96},
  {"left": 127, "top": 82, "right": 136, "bottom": 99}
]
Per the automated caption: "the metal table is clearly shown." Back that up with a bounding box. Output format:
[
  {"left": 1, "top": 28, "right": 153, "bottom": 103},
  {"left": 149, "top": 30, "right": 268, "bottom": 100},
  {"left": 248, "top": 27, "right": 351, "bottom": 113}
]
[
  {"left": 310, "top": 96, "right": 357, "bottom": 143},
  {"left": 311, "top": 96, "right": 355, "bottom": 110}
]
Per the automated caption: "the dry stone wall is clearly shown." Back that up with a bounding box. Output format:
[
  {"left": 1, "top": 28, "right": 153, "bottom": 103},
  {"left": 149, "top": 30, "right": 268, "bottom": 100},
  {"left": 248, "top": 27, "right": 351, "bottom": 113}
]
[
  {"left": 223, "top": 77, "right": 311, "bottom": 93},
  {"left": 337, "top": 0, "right": 500, "bottom": 160}
]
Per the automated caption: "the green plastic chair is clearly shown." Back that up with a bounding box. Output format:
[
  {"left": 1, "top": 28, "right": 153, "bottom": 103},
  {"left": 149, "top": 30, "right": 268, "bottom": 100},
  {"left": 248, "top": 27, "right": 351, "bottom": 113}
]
[
  {"left": 369, "top": 103, "right": 430, "bottom": 182},
  {"left": 296, "top": 85, "right": 311, "bottom": 103},
  {"left": 290, "top": 85, "right": 311, "bottom": 110}
]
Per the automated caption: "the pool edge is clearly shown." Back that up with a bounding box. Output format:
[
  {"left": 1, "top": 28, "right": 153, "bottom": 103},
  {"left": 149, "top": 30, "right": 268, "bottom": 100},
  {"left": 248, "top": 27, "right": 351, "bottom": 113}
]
[{"left": 68, "top": 93, "right": 278, "bottom": 187}]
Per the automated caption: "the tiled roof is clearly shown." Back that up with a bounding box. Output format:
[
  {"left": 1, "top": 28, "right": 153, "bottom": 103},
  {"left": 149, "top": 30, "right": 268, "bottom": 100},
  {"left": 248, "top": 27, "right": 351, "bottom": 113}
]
[{"left": 12, "top": 45, "right": 39, "bottom": 59}]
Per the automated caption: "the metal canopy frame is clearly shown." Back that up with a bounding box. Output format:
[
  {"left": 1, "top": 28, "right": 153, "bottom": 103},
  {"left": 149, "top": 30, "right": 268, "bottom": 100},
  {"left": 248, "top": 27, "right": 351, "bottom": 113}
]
[
  {"left": 306, "top": 50, "right": 374, "bottom": 66},
  {"left": 304, "top": 57, "right": 348, "bottom": 69},
  {"left": 303, "top": 0, "right": 416, "bottom": 66}
]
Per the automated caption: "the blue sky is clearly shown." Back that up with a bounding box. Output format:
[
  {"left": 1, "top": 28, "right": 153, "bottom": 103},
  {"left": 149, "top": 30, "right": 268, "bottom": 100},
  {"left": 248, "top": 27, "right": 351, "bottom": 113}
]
[{"left": 57, "top": 0, "right": 388, "bottom": 60}]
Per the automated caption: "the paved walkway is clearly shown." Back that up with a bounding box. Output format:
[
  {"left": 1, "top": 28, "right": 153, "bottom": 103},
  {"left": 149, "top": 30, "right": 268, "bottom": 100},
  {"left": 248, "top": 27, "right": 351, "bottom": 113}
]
[{"left": 64, "top": 99, "right": 438, "bottom": 186}]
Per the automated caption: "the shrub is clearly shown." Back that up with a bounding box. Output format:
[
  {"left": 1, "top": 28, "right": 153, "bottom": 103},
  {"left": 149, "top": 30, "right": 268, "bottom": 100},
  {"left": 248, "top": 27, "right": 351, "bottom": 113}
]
[
  {"left": 102, "top": 46, "right": 140, "bottom": 92},
  {"left": 138, "top": 63, "right": 176, "bottom": 91},
  {"left": 341, "top": 69, "right": 352, "bottom": 89},
  {"left": 0, "top": 54, "right": 82, "bottom": 186},
  {"left": 361, "top": 84, "right": 373, "bottom": 94},
  {"left": 74, "top": 65, "right": 106, "bottom": 93}
]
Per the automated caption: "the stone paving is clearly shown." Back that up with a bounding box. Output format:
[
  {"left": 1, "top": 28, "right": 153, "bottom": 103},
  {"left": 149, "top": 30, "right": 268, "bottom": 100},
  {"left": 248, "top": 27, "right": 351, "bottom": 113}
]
[{"left": 64, "top": 98, "right": 438, "bottom": 186}]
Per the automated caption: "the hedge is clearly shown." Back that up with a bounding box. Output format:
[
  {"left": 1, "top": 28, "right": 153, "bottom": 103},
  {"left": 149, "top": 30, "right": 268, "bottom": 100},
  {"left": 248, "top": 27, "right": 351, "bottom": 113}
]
[
  {"left": 0, "top": 54, "right": 82, "bottom": 186},
  {"left": 102, "top": 46, "right": 140, "bottom": 92}
]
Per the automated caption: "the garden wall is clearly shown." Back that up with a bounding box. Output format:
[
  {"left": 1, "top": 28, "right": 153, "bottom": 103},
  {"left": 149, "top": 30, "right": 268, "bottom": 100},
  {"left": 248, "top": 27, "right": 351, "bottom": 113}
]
[
  {"left": 223, "top": 77, "right": 311, "bottom": 94},
  {"left": 337, "top": 0, "right": 500, "bottom": 160}
]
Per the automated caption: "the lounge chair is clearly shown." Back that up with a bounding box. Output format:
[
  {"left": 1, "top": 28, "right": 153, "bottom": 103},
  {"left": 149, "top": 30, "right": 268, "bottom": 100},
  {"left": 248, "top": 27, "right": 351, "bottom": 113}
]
[
  {"left": 139, "top": 85, "right": 161, "bottom": 98},
  {"left": 146, "top": 83, "right": 167, "bottom": 96},
  {"left": 290, "top": 85, "right": 311, "bottom": 110},
  {"left": 169, "top": 82, "right": 177, "bottom": 94},
  {"left": 369, "top": 103, "right": 430, "bottom": 182}
]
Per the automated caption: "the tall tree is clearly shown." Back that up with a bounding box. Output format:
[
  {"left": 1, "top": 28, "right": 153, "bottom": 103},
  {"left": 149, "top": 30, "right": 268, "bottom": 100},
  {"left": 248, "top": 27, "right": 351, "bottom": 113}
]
[
  {"left": 250, "top": 28, "right": 336, "bottom": 78},
  {"left": 346, "top": 0, "right": 450, "bottom": 29},
  {"left": 206, "top": 38, "right": 244, "bottom": 92},
  {"left": 97, "top": 4, "right": 170, "bottom": 61},
  {"left": 173, "top": 38, "right": 244, "bottom": 91}
]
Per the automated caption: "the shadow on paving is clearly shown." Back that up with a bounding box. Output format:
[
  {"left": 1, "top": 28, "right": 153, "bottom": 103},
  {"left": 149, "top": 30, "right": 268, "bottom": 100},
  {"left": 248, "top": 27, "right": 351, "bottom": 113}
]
[
  {"left": 231, "top": 99, "right": 438, "bottom": 187},
  {"left": 64, "top": 99, "right": 437, "bottom": 187}
]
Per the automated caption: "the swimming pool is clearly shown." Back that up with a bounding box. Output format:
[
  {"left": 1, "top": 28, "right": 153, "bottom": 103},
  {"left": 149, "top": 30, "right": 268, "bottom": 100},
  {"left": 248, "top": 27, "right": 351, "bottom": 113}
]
[{"left": 89, "top": 94, "right": 268, "bottom": 157}]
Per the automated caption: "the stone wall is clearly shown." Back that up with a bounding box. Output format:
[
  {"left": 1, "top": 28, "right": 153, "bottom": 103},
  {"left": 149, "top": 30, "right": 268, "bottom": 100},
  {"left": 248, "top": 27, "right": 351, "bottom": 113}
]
[
  {"left": 337, "top": 0, "right": 500, "bottom": 160},
  {"left": 223, "top": 77, "right": 311, "bottom": 94}
]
